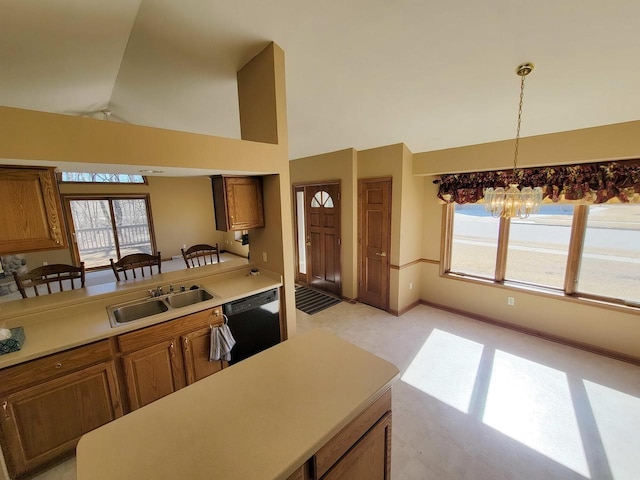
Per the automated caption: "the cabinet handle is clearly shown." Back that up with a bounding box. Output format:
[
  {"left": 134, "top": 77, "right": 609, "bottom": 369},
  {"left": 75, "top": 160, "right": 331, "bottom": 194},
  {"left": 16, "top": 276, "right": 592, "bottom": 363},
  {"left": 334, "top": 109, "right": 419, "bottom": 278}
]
[
  {"left": 183, "top": 337, "right": 190, "bottom": 351},
  {"left": 55, "top": 362, "right": 62, "bottom": 369},
  {"left": 2, "top": 401, "right": 8, "bottom": 419}
]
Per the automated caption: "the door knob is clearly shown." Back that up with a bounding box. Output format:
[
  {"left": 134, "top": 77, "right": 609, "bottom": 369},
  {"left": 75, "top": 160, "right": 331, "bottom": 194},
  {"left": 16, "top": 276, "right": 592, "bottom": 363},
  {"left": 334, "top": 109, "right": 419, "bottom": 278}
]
[
  {"left": 306, "top": 242, "right": 311, "bottom": 246},
  {"left": 375, "top": 251, "right": 387, "bottom": 257}
]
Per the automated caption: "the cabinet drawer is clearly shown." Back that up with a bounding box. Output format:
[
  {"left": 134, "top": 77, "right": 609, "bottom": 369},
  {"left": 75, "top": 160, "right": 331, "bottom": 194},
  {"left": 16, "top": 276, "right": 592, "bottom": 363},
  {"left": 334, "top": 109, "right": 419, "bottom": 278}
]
[
  {"left": 118, "top": 307, "right": 223, "bottom": 353},
  {"left": 0, "top": 340, "right": 113, "bottom": 394},
  {"left": 313, "top": 388, "right": 391, "bottom": 479}
]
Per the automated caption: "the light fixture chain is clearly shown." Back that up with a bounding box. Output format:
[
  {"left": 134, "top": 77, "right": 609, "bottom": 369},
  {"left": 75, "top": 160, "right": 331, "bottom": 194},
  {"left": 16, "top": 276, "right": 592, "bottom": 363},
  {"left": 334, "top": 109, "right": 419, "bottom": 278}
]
[{"left": 513, "top": 72, "right": 526, "bottom": 178}]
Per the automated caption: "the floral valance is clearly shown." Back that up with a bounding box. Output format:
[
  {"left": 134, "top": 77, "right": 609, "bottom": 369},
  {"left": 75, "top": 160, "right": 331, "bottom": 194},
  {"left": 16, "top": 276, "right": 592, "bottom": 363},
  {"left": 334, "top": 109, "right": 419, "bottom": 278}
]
[{"left": 433, "top": 160, "right": 640, "bottom": 205}]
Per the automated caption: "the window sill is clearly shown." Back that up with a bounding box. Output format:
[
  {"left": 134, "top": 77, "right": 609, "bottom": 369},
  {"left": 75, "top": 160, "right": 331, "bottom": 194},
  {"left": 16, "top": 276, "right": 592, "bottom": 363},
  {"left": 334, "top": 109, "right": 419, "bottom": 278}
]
[{"left": 442, "top": 272, "right": 640, "bottom": 315}]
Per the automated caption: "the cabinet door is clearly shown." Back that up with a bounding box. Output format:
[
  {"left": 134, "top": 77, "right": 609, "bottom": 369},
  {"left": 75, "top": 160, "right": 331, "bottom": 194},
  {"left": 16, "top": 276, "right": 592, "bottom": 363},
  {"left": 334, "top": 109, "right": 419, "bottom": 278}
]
[
  {"left": 122, "top": 339, "right": 185, "bottom": 410},
  {"left": 213, "top": 176, "right": 264, "bottom": 231},
  {"left": 182, "top": 326, "right": 227, "bottom": 385},
  {"left": 0, "top": 362, "right": 122, "bottom": 478},
  {"left": 321, "top": 412, "right": 391, "bottom": 480},
  {"left": 0, "top": 167, "right": 66, "bottom": 254}
]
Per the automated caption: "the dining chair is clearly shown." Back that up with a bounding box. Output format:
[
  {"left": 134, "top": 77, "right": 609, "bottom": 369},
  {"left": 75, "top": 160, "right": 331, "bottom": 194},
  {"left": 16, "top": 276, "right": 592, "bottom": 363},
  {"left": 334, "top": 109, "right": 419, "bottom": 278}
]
[
  {"left": 181, "top": 244, "right": 220, "bottom": 268},
  {"left": 110, "top": 252, "right": 162, "bottom": 281},
  {"left": 14, "top": 263, "right": 86, "bottom": 298}
]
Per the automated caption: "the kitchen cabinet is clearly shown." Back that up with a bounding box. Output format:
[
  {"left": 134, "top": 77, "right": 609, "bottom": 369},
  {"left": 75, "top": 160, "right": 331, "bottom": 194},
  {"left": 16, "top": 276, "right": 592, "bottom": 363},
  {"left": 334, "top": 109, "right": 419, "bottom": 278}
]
[
  {"left": 0, "top": 166, "right": 66, "bottom": 254},
  {"left": 118, "top": 306, "right": 225, "bottom": 410},
  {"left": 212, "top": 175, "right": 264, "bottom": 231},
  {"left": 310, "top": 389, "right": 391, "bottom": 480},
  {"left": 0, "top": 340, "right": 122, "bottom": 479},
  {"left": 182, "top": 325, "right": 227, "bottom": 384}
]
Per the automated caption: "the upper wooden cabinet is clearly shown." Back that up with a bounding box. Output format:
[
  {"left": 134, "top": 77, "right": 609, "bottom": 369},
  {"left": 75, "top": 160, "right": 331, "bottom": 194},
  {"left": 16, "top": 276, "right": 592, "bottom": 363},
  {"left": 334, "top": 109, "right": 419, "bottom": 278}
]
[
  {"left": 212, "top": 176, "right": 264, "bottom": 231},
  {"left": 0, "top": 166, "right": 66, "bottom": 254}
]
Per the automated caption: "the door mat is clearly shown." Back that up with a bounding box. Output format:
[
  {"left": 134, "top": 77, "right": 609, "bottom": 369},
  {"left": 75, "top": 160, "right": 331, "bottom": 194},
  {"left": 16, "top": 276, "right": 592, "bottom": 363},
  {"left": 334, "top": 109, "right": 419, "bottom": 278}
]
[{"left": 295, "top": 286, "right": 341, "bottom": 315}]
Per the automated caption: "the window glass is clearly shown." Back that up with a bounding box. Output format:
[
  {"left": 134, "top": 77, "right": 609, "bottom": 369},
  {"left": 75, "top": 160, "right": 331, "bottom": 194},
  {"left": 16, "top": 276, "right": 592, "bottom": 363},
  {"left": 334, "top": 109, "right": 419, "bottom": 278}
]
[
  {"left": 311, "top": 190, "right": 334, "bottom": 208},
  {"left": 505, "top": 205, "right": 574, "bottom": 289},
  {"left": 450, "top": 204, "right": 499, "bottom": 278},
  {"left": 576, "top": 204, "right": 640, "bottom": 304},
  {"left": 61, "top": 172, "right": 145, "bottom": 183}
]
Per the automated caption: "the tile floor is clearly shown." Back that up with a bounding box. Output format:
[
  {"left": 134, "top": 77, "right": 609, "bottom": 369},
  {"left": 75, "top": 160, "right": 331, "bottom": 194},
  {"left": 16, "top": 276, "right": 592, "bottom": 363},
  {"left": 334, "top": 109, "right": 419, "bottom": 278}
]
[{"left": 29, "top": 301, "right": 640, "bottom": 479}]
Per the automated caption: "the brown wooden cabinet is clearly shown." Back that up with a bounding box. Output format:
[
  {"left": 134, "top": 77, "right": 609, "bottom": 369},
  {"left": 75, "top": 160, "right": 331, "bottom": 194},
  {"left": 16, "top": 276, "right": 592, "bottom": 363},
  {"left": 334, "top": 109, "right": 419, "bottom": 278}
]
[
  {"left": 0, "top": 166, "right": 66, "bottom": 254},
  {"left": 307, "top": 389, "right": 392, "bottom": 480},
  {"left": 0, "top": 341, "right": 122, "bottom": 478},
  {"left": 212, "top": 175, "right": 265, "bottom": 231},
  {"left": 118, "top": 307, "right": 225, "bottom": 410}
]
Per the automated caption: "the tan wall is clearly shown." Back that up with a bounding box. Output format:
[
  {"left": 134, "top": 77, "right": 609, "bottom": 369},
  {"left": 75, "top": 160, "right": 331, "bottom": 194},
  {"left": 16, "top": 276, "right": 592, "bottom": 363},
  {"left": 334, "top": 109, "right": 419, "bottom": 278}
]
[
  {"left": 289, "top": 148, "right": 358, "bottom": 300},
  {"left": 23, "top": 177, "right": 223, "bottom": 268},
  {"left": 414, "top": 120, "right": 640, "bottom": 175},
  {"left": 418, "top": 124, "right": 640, "bottom": 359},
  {"left": 396, "top": 144, "right": 423, "bottom": 311}
]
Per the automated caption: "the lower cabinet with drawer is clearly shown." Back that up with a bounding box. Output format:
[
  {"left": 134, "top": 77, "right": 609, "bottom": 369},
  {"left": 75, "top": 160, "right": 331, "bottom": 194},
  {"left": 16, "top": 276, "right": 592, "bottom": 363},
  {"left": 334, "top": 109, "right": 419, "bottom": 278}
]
[
  {"left": 0, "top": 340, "right": 123, "bottom": 478},
  {"left": 118, "top": 306, "right": 226, "bottom": 411},
  {"left": 287, "top": 388, "right": 392, "bottom": 480}
]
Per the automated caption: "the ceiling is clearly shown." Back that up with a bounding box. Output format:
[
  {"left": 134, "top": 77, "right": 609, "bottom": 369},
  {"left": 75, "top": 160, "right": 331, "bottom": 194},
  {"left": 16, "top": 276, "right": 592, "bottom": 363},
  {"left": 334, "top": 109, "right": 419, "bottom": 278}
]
[{"left": 1, "top": 0, "right": 639, "bottom": 164}]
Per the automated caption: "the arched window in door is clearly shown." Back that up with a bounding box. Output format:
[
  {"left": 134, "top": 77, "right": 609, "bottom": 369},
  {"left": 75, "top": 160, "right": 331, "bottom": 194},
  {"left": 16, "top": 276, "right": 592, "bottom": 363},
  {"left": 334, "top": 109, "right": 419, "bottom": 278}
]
[{"left": 310, "top": 190, "right": 334, "bottom": 208}]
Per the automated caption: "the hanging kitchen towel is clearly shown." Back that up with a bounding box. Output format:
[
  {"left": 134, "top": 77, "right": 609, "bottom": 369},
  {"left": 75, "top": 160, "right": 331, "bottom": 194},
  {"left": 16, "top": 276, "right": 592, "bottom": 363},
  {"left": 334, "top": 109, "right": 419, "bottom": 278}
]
[{"left": 209, "top": 323, "right": 236, "bottom": 362}]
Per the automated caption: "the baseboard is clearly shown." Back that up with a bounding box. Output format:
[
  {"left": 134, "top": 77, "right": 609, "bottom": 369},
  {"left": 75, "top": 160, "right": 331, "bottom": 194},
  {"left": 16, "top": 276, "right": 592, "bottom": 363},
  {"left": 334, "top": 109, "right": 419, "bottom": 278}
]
[
  {"left": 420, "top": 300, "right": 640, "bottom": 367},
  {"left": 390, "top": 300, "right": 421, "bottom": 317}
]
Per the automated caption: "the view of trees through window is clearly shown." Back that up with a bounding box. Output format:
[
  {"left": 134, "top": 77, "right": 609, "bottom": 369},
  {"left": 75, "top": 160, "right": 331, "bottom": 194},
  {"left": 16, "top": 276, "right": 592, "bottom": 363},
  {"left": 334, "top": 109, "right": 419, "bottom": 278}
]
[
  {"left": 449, "top": 203, "right": 640, "bottom": 306},
  {"left": 67, "top": 197, "right": 153, "bottom": 269},
  {"left": 61, "top": 172, "right": 145, "bottom": 183}
]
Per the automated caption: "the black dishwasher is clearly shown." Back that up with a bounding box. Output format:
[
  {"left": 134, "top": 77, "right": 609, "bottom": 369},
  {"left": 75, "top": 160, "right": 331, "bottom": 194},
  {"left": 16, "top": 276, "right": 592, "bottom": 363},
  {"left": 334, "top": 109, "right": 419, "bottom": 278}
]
[{"left": 223, "top": 288, "right": 281, "bottom": 365}]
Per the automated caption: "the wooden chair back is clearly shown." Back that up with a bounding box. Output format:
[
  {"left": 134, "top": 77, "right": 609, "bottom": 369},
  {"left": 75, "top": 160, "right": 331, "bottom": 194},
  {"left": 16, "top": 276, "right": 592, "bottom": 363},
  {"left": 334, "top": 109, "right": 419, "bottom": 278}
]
[
  {"left": 181, "top": 244, "right": 220, "bottom": 268},
  {"left": 110, "top": 252, "right": 162, "bottom": 281},
  {"left": 14, "top": 263, "right": 86, "bottom": 298}
]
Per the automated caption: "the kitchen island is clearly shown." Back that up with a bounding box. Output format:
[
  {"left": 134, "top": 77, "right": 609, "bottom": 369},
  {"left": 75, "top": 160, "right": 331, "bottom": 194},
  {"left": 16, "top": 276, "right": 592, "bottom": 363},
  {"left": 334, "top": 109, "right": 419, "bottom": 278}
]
[{"left": 76, "top": 329, "right": 400, "bottom": 480}]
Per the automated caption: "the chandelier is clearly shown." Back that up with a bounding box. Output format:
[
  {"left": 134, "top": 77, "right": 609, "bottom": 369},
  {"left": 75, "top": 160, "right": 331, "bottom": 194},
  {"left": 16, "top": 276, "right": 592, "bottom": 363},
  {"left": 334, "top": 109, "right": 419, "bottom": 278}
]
[{"left": 484, "top": 63, "right": 543, "bottom": 218}]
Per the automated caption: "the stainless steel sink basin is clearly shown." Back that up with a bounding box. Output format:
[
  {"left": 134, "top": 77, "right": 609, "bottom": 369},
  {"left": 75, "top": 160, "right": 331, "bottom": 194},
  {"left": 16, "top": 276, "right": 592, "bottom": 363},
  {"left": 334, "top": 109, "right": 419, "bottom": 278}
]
[
  {"left": 108, "top": 299, "right": 169, "bottom": 326},
  {"left": 164, "top": 288, "right": 214, "bottom": 308},
  {"left": 107, "top": 286, "right": 216, "bottom": 327}
]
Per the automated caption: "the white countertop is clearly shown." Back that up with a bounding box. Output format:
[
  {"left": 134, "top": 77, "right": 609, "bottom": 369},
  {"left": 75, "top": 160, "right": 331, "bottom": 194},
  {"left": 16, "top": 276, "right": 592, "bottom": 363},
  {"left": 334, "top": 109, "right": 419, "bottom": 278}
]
[
  {"left": 0, "top": 259, "right": 282, "bottom": 369},
  {"left": 76, "top": 329, "right": 400, "bottom": 480}
]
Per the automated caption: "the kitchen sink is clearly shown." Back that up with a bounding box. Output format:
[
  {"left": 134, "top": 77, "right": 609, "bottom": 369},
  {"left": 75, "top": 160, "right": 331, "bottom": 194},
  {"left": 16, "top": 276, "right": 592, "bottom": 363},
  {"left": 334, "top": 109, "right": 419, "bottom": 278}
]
[
  {"left": 107, "top": 286, "right": 217, "bottom": 327},
  {"left": 164, "top": 288, "right": 214, "bottom": 308},
  {"left": 108, "top": 299, "right": 169, "bottom": 325}
]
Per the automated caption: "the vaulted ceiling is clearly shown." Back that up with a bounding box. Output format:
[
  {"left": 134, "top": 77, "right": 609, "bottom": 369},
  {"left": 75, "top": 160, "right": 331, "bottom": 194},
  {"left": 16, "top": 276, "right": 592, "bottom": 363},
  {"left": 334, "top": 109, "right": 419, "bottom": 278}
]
[{"left": 2, "top": 0, "right": 639, "bottom": 161}]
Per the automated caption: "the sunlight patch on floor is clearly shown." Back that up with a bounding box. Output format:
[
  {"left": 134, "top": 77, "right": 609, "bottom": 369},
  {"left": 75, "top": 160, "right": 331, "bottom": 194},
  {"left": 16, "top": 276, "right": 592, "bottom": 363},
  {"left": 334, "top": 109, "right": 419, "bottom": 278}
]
[
  {"left": 584, "top": 380, "right": 640, "bottom": 479},
  {"left": 401, "top": 329, "right": 484, "bottom": 414},
  {"left": 483, "top": 350, "right": 590, "bottom": 478}
]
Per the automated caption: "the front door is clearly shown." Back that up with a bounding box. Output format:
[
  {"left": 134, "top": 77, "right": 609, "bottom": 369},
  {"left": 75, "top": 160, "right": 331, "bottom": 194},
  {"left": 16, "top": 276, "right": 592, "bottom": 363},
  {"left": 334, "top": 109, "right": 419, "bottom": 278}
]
[
  {"left": 295, "top": 183, "right": 342, "bottom": 296},
  {"left": 358, "top": 178, "right": 391, "bottom": 311}
]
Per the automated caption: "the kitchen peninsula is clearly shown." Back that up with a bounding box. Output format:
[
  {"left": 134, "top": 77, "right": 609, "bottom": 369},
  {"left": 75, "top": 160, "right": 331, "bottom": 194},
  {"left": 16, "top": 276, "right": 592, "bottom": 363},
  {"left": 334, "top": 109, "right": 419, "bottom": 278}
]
[{"left": 77, "top": 329, "right": 400, "bottom": 480}]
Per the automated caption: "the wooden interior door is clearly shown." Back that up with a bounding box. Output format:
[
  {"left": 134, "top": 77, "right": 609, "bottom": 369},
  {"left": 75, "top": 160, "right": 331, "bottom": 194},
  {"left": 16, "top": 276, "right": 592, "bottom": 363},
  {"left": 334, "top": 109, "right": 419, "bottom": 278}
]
[
  {"left": 305, "top": 184, "right": 341, "bottom": 296},
  {"left": 358, "top": 178, "right": 391, "bottom": 311}
]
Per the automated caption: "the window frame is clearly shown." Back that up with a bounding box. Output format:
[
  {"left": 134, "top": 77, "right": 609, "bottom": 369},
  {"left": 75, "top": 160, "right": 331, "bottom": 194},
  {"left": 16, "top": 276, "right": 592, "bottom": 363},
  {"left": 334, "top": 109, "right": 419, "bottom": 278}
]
[
  {"left": 62, "top": 194, "right": 157, "bottom": 270},
  {"left": 441, "top": 203, "right": 639, "bottom": 309},
  {"left": 58, "top": 172, "right": 148, "bottom": 185}
]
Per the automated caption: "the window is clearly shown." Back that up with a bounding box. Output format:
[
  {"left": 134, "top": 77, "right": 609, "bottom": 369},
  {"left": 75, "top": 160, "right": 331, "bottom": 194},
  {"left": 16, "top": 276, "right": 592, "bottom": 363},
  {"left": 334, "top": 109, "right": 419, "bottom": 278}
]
[
  {"left": 64, "top": 196, "right": 155, "bottom": 269},
  {"left": 450, "top": 204, "right": 499, "bottom": 278},
  {"left": 445, "top": 203, "right": 640, "bottom": 307},
  {"left": 60, "top": 172, "right": 146, "bottom": 184}
]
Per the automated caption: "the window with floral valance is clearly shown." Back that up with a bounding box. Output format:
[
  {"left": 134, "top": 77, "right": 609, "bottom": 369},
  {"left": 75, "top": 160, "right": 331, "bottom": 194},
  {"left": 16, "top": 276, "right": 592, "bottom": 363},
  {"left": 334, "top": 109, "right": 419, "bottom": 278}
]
[{"left": 433, "top": 160, "right": 640, "bottom": 205}]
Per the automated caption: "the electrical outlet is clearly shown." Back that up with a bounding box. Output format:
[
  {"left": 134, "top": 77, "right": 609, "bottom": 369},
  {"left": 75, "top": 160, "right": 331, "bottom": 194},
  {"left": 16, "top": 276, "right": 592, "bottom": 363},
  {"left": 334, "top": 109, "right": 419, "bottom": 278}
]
[
  {"left": 182, "top": 244, "right": 186, "bottom": 250},
  {"left": 42, "top": 261, "right": 48, "bottom": 266},
  {"left": 262, "top": 252, "right": 268, "bottom": 263},
  {"left": 409, "top": 282, "right": 413, "bottom": 290},
  {"left": 507, "top": 296, "right": 515, "bottom": 306}
]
